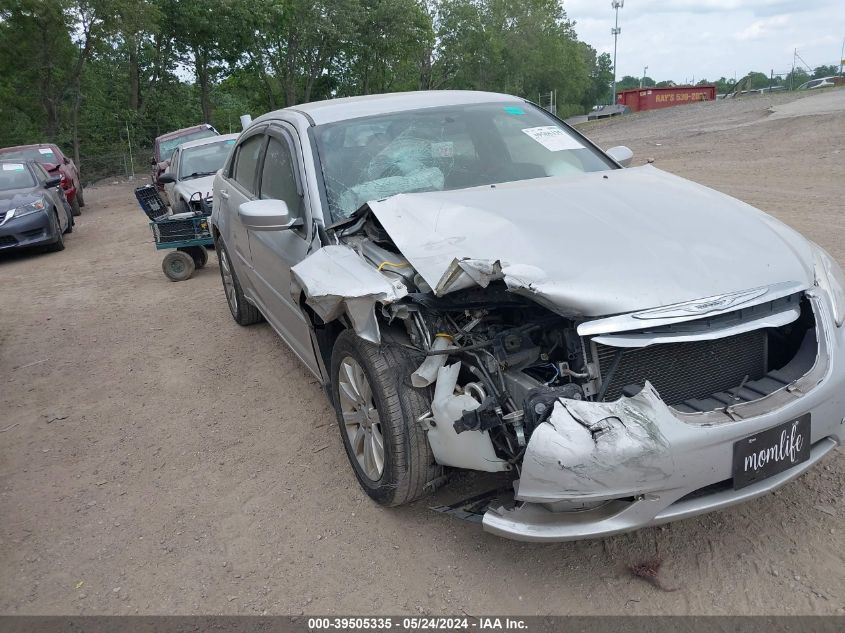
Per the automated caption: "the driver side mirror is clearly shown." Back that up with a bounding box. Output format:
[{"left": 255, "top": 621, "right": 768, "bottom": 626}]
[
  {"left": 158, "top": 173, "right": 176, "bottom": 184},
  {"left": 238, "top": 199, "right": 302, "bottom": 231},
  {"left": 606, "top": 145, "right": 633, "bottom": 167},
  {"left": 44, "top": 175, "right": 62, "bottom": 188}
]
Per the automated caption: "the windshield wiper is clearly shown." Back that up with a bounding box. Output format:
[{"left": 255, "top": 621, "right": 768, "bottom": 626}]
[{"left": 182, "top": 171, "right": 217, "bottom": 180}]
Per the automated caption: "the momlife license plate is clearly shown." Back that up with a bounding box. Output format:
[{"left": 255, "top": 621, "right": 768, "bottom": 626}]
[{"left": 732, "top": 415, "right": 811, "bottom": 490}]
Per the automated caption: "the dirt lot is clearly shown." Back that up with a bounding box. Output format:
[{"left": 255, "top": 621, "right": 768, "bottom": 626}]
[{"left": 1, "top": 90, "right": 844, "bottom": 616}]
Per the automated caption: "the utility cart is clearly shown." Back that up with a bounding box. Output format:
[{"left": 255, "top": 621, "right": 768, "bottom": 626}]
[{"left": 134, "top": 185, "right": 214, "bottom": 281}]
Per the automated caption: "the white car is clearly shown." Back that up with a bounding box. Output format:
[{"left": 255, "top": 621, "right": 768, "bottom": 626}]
[
  {"left": 797, "top": 76, "right": 839, "bottom": 90},
  {"left": 159, "top": 134, "right": 238, "bottom": 213}
]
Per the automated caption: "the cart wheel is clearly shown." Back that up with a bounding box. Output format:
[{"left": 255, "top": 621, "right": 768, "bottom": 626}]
[
  {"left": 179, "top": 245, "right": 208, "bottom": 269},
  {"left": 162, "top": 250, "right": 195, "bottom": 281}
]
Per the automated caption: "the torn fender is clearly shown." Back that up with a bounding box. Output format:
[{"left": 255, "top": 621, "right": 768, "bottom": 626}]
[
  {"left": 517, "top": 383, "right": 677, "bottom": 503},
  {"left": 290, "top": 245, "right": 407, "bottom": 343}
]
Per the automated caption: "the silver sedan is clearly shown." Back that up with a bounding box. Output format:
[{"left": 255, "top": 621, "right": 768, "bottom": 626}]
[{"left": 209, "top": 91, "right": 845, "bottom": 542}]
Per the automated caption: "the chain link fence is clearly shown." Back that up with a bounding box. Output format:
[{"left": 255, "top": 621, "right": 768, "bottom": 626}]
[{"left": 78, "top": 147, "right": 153, "bottom": 187}]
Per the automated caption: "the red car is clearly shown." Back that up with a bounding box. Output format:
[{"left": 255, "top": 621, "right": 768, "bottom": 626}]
[
  {"left": 151, "top": 124, "right": 218, "bottom": 190},
  {"left": 0, "top": 144, "right": 84, "bottom": 215}
]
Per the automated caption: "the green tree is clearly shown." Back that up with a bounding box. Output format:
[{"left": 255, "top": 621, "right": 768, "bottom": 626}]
[
  {"left": 784, "top": 67, "right": 810, "bottom": 89},
  {"left": 581, "top": 49, "right": 613, "bottom": 107},
  {"left": 812, "top": 65, "right": 838, "bottom": 78},
  {"left": 434, "top": 0, "right": 590, "bottom": 115},
  {"left": 615, "top": 75, "right": 639, "bottom": 90},
  {"left": 0, "top": 0, "right": 75, "bottom": 141}
]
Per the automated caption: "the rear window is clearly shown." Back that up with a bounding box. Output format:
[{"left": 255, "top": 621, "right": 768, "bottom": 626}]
[
  {"left": 0, "top": 163, "right": 35, "bottom": 190},
  {"left": 0, "top": 147, "right": 58, "bottom": 164}
]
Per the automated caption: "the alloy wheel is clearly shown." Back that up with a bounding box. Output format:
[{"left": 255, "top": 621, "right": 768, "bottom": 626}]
[{"left": 338, "top": 356, "right": 384, "bottom": 481}]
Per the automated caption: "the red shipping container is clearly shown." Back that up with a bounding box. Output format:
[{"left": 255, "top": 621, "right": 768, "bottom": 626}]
[{"left": 616, "top": 85, "right": 716, "bottom": 112}]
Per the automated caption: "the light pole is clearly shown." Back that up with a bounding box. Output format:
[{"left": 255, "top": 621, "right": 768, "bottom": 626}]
[
  {"left": 840, "top": 37, "right": 844, "bottom": 76},
  {"left": 611, "top": 0, "right": 624, "bottom": 105},
  {"left": 640, "top": 65, "right": 648, "bottom": 88}
]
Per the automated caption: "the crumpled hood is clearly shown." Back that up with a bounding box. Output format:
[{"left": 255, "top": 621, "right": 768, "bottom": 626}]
[
  {"left": 0, "top": 191, "right": 40, "bottom": 215},
  {"left": 367, "top": 165, "right": 815, "bottom": 317}
]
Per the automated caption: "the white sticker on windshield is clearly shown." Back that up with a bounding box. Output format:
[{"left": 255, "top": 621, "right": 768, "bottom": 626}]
[
  {"left": 521, "top": 126, "right": 583, "bottom": 151},
  {"left": 2, "top": 163, "right": 25, "bottom": 171},
  {"left": 38, "top": 148, "right": 53, "bottom": 155}
]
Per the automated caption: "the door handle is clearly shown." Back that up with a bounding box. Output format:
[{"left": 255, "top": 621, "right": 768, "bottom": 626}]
[{"left": 219, "top": 189, "right": 229, "bottom": 200}]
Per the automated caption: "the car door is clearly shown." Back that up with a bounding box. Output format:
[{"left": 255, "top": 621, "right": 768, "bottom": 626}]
[
  {"left": 246, "top": 123, "right": 319, "bottom": 374},
  {"left": 219, "top": 129, "right": 267, "bottom": 282}
]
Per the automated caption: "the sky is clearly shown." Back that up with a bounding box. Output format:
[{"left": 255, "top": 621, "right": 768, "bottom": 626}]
[{"left": 565, "top": 0, "right": 845, "bottom": 83}]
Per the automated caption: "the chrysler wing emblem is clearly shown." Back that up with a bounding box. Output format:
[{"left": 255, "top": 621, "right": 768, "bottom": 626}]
[{"left": 632, "top": 286, "right": 770, "bottom": 320}]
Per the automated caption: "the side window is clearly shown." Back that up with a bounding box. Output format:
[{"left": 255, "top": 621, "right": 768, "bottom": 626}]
[
  {"left": 32, "top": 163, "right": 48, "bottom": 180},
  {"left": 259, "top": 135, "right": 302, "bottom": 217},
  {"left": 233, "top": 134, "right": 264, "bottom": 194}
]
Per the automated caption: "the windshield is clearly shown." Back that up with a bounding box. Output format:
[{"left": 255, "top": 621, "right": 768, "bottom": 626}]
[
  {"left": 313, "top": 101, "right": 614, "bottom": 221},
  {"left": 0, "top": 163, "right": 35, "bottom": 190},
  {"left": 159, "top": 129, "right": 217, "bottom": 161},
  {"left": 178, "top": 139, "right": 236, "bottom": 179},
  {"left": 0, "top": 147, "right": 58, "bottom": 164}
]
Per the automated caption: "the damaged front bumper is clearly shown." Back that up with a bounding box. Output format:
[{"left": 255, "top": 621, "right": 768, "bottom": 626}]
[{"left": 483, "top": 296, "right": 845, "bottom": 542}]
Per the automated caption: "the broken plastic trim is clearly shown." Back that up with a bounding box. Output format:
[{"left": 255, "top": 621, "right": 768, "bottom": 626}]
[{"left": 290, "top": 244, "right": 407, "bottom": 343}]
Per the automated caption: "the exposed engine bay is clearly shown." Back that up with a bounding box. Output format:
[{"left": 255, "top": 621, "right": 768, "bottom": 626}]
[{"left": 294, "top": 207, "right": 820, "bottom": 479}]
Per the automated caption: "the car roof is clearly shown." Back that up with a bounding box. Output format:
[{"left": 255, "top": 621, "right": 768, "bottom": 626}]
[
  {"left": 156, "top": 124, "right": 215, "bottom": 142},
  {"left": 176, "top": 133, "right": 239, "bottom": 151},
  {"left": 0, "top": 143, "right": 58, "bottom": 152},
  {"left": 257, "top": 90, "right": 524, "bottom": 126}
]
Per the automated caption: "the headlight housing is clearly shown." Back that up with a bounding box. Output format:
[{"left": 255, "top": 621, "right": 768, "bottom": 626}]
[
  {"left": 11, "top": 198, "right": 47, "bottom": 219},
  {"left": 813, "top": 244, "right": 845, "bottom": 327}
]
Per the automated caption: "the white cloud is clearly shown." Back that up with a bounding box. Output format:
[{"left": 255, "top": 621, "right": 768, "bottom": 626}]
[
  {"left": 565, "top": 0, "right": 845, "bottom": 81},
  {"left": 734, "top": 14, "right": 791, "bottom": 41}
]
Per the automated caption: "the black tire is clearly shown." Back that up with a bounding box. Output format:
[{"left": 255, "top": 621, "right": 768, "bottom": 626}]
[
  {"left": 162, "top": 250, "right": 195, "bottom": 281},
  {"left": 330, "top": 329, "right": 440, "bottom": 506},
  {"left": 45, "top": 210, "right": 65, "bottom": 252},
  {"left": 179, "top": 245, "right": 208, "bottom": 269},
  {"left": 63, "top": 202, "right": 73, "bottom": 234},
  {"left": 216, "top": 238, "right": 262, "bottom": 325},
  {"left": 70, "top": 195, "right": 81, "bottom": 217},
  {"left": 76, "top": 185, "right": 85, "bottom": 207}
]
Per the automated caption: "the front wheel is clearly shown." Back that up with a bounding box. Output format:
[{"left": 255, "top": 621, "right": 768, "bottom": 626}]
[
  {"left": 76, "top": 184, "right": 85, "bottom": 207},
  {"left": 45, "top": 210, "right": 65, "bottom": 252},
  {"left": 330, "top": 330, "right": 440, "bottom": 506},
  {"left": 70, "top": 195, "right": 81, "bottom": 216}
]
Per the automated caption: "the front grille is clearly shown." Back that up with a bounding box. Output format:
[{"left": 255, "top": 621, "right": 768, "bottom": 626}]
[{"left": 595, "top": 329, "right": 767, "bottom": 405}]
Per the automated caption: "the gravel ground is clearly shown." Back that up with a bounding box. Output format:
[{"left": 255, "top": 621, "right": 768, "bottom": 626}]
[{"left": 1, "top": 89, "right": 844, "bottom": 616}]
